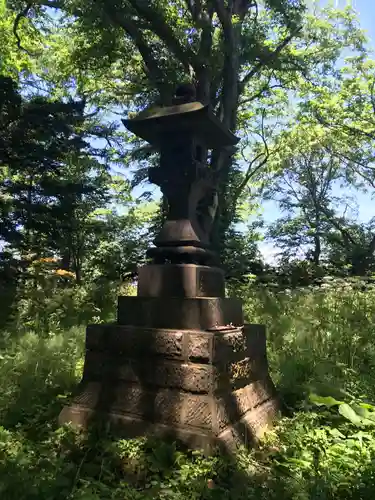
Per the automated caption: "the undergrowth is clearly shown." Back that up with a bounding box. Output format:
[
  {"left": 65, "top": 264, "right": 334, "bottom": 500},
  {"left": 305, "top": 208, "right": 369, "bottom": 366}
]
[{"left": 1, "top": 280, "right": 375, "bottom": 499}]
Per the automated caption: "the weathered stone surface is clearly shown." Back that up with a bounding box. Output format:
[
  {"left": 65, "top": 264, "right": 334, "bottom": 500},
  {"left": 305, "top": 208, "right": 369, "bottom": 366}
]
[
  {"left": 85, "top": 324, "right": 115, "bottom": 350},
  {"left": 86, "top": 325, "right": 184, "bottom": 360},
  {"left": 72, "top": 382, "right": 101, "bottom": 408},
  {"left": 153, "top": 390, "right": 186, "bottom": 425},
  {"left": 247, "top": 377, "right": 276, "bottom": 407},
  {"left": 152, "top": 363, "right": 213, "bottom": 393},
  {"left": 244, "top": 324, "right": 267, "bottom": 361},
  {"left": 152, "top": 330, "right": 184, "bottom": 358},
  {"left": 59, "top": 404, "right": 216, "bottom": 454},
  {"left": 214, "top": 358, "right": 268, "bottom": 390},
  {"left": 213, "top": 324, "right": 266, "bottom": 362},
  {"left": 84, "top": 324, "right": 267, "bottom": 366},
  {"left": 227, "top": 357, "right": 264, "bottom": 383},
  {"left": 83, "top": 349, "right": 270, "bottom": 395},
  {"left": 67, "top": 381, "right": 275, "bottom": 435},
  {"left": 60, "top": 323, "right": 279, "bottom": 454},
  {"left": 83, "top": 353, "right": 214, "bottom": 393},
  {"left": 198, "top": 267, "right": 225, "bottom": 298},
  {"left": 109, "top": 385, "right": 142, "bottom": 414},
  {"left": 227, "top": 358, "right": 253, "bottom": 382},
  {"left": 59, "top": 378, "right": 279, "bottom": 454},
  {"left": 217, "top": 419, "right": 253, "bottom": 451},
  {"left": 117, "top": 297, "right": 243, "bottom": 330},
  {"left": 109, "top": 384, "right": 213, "bottom": 429},
  {"left": 215, "top": 387, "right": 250, "bottom": 433},
  {"left": 69, "top": 374, "right": 277, "bottom": 429},
  {"left": 187, "top": 333, "right": 213, "bottom": 362},
  {"left": 182, "top": 395, "right": 212, "bottom": 429},
  {"left": 213, "top": 330, "right": 247, "bottom": 360},
  {"left": 59, "top": 404, "right": 92, "bottom": 428},
  {"left": 138, "top": 264, "right": 225, "bottom": 298},
  {"left": 217, "top": 399, "right": 280, "bottom": 452},
  {"left": 215, "top": 379, "right": 276, "bottom": 433},
  {"left": 243, "top": 399, "right": 280, "bottom": 437},
  {"left": 63, "top": 403, "right": 217, "bottom": 452}
]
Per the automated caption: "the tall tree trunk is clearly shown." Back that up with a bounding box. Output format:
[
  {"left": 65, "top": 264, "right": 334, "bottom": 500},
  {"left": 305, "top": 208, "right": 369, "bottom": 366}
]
[
  {"left": 206, "top": 3, "right": 245, "bottom": 260},
  {"left": 211, "top": 150, "right": 236, "bottom": 259},
  {"left": 312, "top": 234, "right": 321, "bottom": 265},
  {"left": 312, "top": 214, "right": 321, "bottom": 265},
  {"left": 74, "top": 259, "right": 82, "bottom": 285},
  {"left": 25, "top": 172, "right": 34, "bottom": 255},
  {"left": 68, "top": 0, "right": 298, "bottom": 262}
]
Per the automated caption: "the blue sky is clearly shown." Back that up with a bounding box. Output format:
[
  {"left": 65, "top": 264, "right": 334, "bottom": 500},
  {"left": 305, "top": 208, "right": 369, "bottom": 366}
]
[
  {"left": 259, "top": 0, "right": 375, "bottom": 262},
  {"left": 112, "top": 0, "right": 375, "bottom": 262},
  {"left": 11, "top": 2, "right": 374, "bottom": 262}
]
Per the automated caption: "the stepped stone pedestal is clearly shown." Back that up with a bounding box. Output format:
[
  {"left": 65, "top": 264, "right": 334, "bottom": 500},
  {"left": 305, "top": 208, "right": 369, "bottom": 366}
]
[
  {"left": 58, "top": 86, "right": 279, "bottom": 452},
  {"left": 59, "top": 265, "right": 279, "bottom": 453}
]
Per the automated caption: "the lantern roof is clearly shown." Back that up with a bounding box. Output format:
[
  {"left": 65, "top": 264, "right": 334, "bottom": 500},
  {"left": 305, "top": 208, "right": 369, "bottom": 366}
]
[{"left": 122, "top": 101, "right": 239, "bottom": 149}]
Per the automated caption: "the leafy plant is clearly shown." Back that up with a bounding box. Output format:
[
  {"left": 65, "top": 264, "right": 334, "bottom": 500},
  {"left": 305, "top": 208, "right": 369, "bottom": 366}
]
[{"left": 309, "top": 393, "right": 375, "bottom": 427}]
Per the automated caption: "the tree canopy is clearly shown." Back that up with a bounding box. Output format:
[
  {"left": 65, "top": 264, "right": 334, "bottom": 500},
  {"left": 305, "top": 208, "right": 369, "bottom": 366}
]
[{"left": 1, "top": 0, "right": 375, "bottom": 292}]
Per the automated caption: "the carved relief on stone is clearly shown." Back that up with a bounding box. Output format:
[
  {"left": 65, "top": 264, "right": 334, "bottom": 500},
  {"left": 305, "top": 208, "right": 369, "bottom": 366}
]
[{"left": 122, "top": 84, "right": 239, "bottom": 264}]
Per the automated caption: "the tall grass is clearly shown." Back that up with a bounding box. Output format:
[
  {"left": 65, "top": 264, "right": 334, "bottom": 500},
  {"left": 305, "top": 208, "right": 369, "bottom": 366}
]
[{"left": 1, "top": 282, "right": 375, "bottom": 499}]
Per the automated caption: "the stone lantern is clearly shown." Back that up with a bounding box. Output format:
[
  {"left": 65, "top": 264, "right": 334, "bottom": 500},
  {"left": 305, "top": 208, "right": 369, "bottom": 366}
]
[
  {"left": 59, "top": 85, "right": 279, "bottom": 453},
  {"left": 123, "top": 92, "right": 236, "bottom": 266}
]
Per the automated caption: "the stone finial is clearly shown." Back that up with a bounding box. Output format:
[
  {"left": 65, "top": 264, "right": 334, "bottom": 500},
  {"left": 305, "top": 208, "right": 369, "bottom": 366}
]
[{"left": 172, "top": 83, "right": 197, "bottom": 104}]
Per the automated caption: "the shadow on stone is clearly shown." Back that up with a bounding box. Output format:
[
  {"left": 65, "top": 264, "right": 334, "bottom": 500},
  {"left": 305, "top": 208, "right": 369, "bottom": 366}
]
[
  {"left": 59, "top": 320, "right": 279, "bottom": 454},
  {"left": 59, "top": 84, "right": 279, "bottom": 453}
]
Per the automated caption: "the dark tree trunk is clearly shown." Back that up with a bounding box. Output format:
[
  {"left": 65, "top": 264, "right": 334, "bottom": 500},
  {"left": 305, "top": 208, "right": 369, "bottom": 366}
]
[{"left": 312, "top": 234, "right": 321, "bottom": 265}]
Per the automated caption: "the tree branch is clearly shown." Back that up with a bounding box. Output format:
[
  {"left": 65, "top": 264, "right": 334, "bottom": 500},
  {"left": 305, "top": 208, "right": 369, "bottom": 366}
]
[
  {"left": 127, "top": 0, "right": 198, "bottom": 74},
  {"left": 186, "top": 0, "right": 202, "bottom": 22},
  {"left": 230, "top": 109, "right": 269, "bottom": 216},
  {"left": 314, "top": 110, "right": 375, "bottom": 141},
  {"left": 98, "top": 3, "right": 169, "bottom": 100},
  {"left": 13, "top": 2, "right": 35, "bottom": 55},
  {"left": 212, "top": 1, "right": 239, "bottom": 128},
  {"left": 239, "top": 81, "right": 285, "bottom": 105},
  {"left": 195, "top": 5, "right": 214, "bottom": 103},
  {"left": 239, "top": 26, "right": 302, "bottom": 93},
  {"left": 320, "top": 207, "right": 358, "bottom": 247},
  {"left": 212, "top": 0, "right": 232, "bottom": 33}
]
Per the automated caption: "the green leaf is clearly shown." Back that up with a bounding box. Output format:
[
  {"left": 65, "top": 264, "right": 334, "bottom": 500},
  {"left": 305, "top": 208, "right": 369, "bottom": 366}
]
[
  {"left": 351, "top": 404, "right": 375, "bottom": 423},
  {"left": 327, "top": 428, "right": 345, "bottom": 438},
  {"left": 358, "top": 402, "right": 375, "bottom": 411},
  {"left": 338, "top": 403, "right": 363, "bottom": 425},
  {"left": 309, "top": 393, "right": 343, "bottom": 407}
]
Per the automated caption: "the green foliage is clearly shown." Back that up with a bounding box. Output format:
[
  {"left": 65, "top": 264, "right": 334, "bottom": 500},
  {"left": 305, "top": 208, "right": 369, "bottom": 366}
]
[
  {"left": 222, "top": 224, "right": 263, "bottom": 280},
  {"left": 0, "top": 1, "right": 40, "bottom": 78},
  {"left": 257, "top": 6, "right": 375, "bottom": 276},
  {"left": 0, "top": 327, "right": 83, "bottom": 431},
  {"left": 3, "top": 2, "right": 375, "bottom": 497},
  {"left": 2, "top": 285, "right": 375, "bottom": 499},
  {"left": 259, "top": 413, "right": 375, "bottom": 499},
  {"left": 6, "top": 0, "right": 310, "bottom": 255},
  {"left": 0, "top": 75, "right": 151, "bottom": 330},
  {"left": 238, "top": 278, "right": 375, "bottom": 408},
  {"left": 0, "top": 75, "right": 107, "bottom": 259},
  {"left": 309, "top": 393, "right": 375, "bottom": 427}
]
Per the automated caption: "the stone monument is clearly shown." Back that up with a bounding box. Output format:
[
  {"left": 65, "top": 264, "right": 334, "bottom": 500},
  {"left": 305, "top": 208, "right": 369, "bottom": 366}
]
[{"left": 59, "top": 85, "right": 279, "bottom": 453}]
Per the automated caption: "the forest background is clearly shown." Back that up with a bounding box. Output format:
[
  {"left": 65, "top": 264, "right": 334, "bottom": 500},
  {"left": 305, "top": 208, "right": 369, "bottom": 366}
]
[{"left": 2, "top": 0, "right": 375, "bottom": 499}]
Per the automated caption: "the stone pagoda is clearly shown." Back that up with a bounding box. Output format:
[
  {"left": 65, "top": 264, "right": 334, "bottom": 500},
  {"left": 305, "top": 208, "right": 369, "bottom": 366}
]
[{"left": 59, "top": 85, "right": 279, "bottom": 453}]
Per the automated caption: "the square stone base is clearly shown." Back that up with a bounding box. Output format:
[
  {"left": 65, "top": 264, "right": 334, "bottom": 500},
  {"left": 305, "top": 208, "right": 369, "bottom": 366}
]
[
  {"left": 59, "top": 324, "right": 279, "bottom": 453},
  {"left": 137, "top": 264, "right": 225, "bottom": 298},
  {"left": 117, "top": 296, "right": 243, "bottom": 330}
]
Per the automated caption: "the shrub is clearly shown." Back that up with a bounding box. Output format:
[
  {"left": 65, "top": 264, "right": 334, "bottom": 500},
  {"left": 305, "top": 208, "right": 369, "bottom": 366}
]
[{"left": 1, "top": 281, "right": 375, "bottom": 499}]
